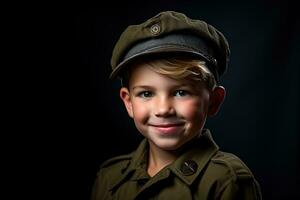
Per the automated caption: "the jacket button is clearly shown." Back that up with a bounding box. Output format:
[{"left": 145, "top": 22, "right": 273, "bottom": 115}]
[{"left": 180, "top": 160, "right": 198, "bottom": 176}]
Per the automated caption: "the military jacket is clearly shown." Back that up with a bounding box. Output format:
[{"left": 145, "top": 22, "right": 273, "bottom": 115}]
[{"left": 91, "top": 129, "right": 262, "bottom": 200}]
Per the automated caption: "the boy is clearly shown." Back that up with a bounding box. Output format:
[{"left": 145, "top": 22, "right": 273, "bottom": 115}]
[{"left": 91, "top": 11, "right": 262, "bottom": 199}]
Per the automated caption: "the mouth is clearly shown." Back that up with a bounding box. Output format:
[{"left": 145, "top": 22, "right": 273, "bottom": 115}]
[
  {"left": 151, "top": 123, "right": 183, "bottom": 127},
  {"left": 149, "top": 123, "right": 184, "bottom": 135}
]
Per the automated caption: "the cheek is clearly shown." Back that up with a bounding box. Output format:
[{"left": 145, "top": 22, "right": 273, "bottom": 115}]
[
  {"left": 132, "top": 101, "right": 149, "bottom": 123},
  {"left": 176, "top": 99, "right": 208, "bottom": 120}
]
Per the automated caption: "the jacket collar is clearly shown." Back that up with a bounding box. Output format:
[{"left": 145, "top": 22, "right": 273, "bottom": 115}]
[
  {"left": 169, "top": 129, "right": 219, "bottom": 185},
  {"left": 110, "top": 129, "right": 219, "bottom": 190}
]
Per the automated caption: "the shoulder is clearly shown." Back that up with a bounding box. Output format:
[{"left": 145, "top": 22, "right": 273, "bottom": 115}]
[
  {"left": 100, "top": 153, "right": 134, "bottom": 168},
  {"left": 200, "top": 150, "right": 257, "bottom": 188},
  {"left": 98, "top": 152, "right": 134, "bottom": 175},
  {"left": 93, "top": 152, "right": 134, "bottom": 192},
  {"left": 91, "top": 153, "right": 135, "bottom": 200},
  {"left": 207, "top": 151, "right": 262, "bottom": 199},
  {"left": 208, "top": 151, "right": 254, "bottom": 179}
]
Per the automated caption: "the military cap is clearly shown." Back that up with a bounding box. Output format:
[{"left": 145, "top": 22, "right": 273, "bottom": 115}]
[{"left": 110, "top": 11, "right": 230, "bottom": 83}]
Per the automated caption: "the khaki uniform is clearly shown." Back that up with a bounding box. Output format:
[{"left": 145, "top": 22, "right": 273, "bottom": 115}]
[{"left": 91, "top": 129, "right": 262, "bottom": 200}]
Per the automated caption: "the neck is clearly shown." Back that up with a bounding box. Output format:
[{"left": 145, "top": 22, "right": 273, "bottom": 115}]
[{"left": 147, "top": 141, "right": 179, "bottom": 177}]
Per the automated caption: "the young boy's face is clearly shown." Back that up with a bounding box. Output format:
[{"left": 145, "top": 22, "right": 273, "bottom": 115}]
[{"left": 120, "top": 62, "right": 224, "bottom": 151}]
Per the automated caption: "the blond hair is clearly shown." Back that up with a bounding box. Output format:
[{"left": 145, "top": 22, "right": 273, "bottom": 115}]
[{"left": 121, "top": 57, "right": 216, "bottom": 90}]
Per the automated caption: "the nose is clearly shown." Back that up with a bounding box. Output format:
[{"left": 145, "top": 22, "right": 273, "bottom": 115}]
[{"left": 154, "top": 97, "right": 175, "bottom": 117}]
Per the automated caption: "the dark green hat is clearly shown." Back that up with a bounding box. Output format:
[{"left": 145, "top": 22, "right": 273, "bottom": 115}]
[{"left": 110, "top": 11, "right": 230, "bottom": 83}]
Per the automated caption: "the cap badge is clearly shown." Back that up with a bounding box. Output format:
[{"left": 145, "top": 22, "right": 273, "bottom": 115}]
[{"left": 150, "top": 23, "right": 161, "bottom": 35}]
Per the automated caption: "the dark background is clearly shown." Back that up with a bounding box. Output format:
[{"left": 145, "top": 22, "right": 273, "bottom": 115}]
[{"left": 18, "top": 0, "right": 299, "bottom": 199}]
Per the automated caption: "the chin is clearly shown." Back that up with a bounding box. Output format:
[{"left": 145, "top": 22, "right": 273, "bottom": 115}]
[{"left": 153, "top": 139, "right": 184, "bottom": 151}]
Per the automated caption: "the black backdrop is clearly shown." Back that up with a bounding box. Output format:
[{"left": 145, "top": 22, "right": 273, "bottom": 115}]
[{"left": 21, "top": 0, "right": 299, "bottom": 199}]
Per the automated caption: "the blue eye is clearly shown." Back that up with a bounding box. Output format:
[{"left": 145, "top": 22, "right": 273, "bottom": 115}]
[
  {"left": 174, "top": 90, "right": 189, "bottom": 97},
  {"left": 138, "top": 91, "right": 153, "bottom": 98}
]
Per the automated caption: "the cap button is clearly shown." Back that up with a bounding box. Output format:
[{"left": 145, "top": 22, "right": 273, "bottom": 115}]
[
  {"left": 150, "top": 23, "right": 161, "bottom": 35},
  {"left": 180, "top": 160, "right": 198, "bottom": 176}
]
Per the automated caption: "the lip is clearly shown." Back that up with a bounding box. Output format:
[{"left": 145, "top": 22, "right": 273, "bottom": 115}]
[
  {"left": 151, "top": 123, "right": 183, "bottom": 127},
  {"left": 149, "top": 123, "right": 184, "bottom": 135}
]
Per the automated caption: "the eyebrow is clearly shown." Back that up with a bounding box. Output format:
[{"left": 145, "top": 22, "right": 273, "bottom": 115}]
[
  {"left": 132, "top": 85, "right": 154, "bottom": 90},
  {"left": 132, "top": 84, "right": 191, "bottom": 90}
]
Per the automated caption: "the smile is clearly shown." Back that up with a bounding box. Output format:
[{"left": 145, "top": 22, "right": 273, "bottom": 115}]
[{"left": 149, "top": 123, "right": 184, "bottom": 135}]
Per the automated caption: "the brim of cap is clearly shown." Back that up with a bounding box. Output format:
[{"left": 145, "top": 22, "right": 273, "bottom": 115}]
[{"left": 109, "top": 45, "right": 211, "bottom": 79}]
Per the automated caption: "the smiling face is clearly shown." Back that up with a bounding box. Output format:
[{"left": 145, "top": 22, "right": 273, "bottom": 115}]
[{"left": 120, "top": 60, "right": 224, "bottom": 151}]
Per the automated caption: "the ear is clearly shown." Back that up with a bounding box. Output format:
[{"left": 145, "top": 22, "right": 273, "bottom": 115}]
[
  {"left": 119, "top": 87, "right": 134, "bottom": 118},
  {"left": 207, "top": 86, "right": 226, "bottom": 117}
]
